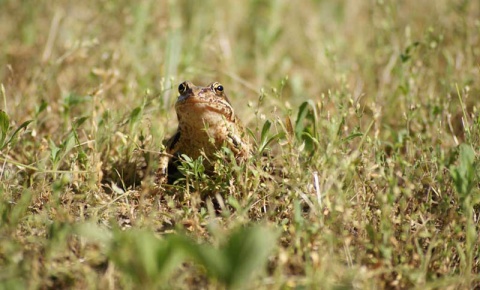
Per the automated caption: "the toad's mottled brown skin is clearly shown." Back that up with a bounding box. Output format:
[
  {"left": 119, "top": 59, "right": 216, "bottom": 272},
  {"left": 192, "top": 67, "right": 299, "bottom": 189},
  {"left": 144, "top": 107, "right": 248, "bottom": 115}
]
[{"left": 156, "top": 81, "right": 251, "bottom": 184}]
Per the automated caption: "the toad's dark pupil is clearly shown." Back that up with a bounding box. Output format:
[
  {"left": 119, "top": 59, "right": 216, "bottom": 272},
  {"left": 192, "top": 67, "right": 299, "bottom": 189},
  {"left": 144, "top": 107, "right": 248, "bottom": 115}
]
[
  {"left": 216, "top": 85, "right": 223, "bottom": 92},
  {"left": 179, "top": 83, "right": 186, "bottom": 93}
]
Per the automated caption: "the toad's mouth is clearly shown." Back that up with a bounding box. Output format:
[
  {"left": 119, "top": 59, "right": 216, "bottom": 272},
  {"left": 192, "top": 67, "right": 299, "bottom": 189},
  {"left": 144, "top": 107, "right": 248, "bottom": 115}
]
[
  {"left": 176, "top": 101, "right": 235, "bottom": 121},
  {"left": 176, "top": 97, "right": 211, "bottom": 105}
]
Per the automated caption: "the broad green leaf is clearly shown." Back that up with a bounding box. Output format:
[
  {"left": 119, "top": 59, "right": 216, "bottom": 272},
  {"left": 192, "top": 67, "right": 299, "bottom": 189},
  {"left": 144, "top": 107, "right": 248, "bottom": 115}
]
[
  {"left": 129, "top": 106, "right": 143, "bottom": 129},
  {"left": 108, "top": 229, "right": 185, "bottom": 286},
  {"left": 1, "top": 190, "right": 32, "bottom": 228},
  {"left": 49, "top": 139, "right": 61, "bottom": 163},
  {"left": 260, "top": 120, "right": 272, "bottom": 143},
  {"left": 295, "top": 101, "right": 309, "bottom": 137},
  {"left": 450, "top": 144, "right": 476, "bottom": 199},
  {"left": 343, "top": 132, "right": 363, "bottom": 142},
  {"left": 222, "top": 225, "right": 278, "bottom": 289},
  {"left": 73, "top": 116, "right": 89, "bottom": 128},
  {"left": 4, "top": 120, "right": 32, "bottom": 148},
  {"left": 0, "top": 110, "right": 10, "bottom": 148},
  {"left": 257, "top": 119, "right": 284, "bottom": 153},
  {"left": 186, "top": 225, "right": 278, "bottom": 289},
  {"left": 74, "top": 222, "right": 112, "bottom": 246}
]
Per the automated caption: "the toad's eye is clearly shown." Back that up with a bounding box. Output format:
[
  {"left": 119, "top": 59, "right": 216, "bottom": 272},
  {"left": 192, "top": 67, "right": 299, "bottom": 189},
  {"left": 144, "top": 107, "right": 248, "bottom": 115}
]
[
  {"left": 213, "top": 83, "right": 224, "bottom": 94},
  {"left": 178, "top": 82, "right": 188, "bottom": 94}
]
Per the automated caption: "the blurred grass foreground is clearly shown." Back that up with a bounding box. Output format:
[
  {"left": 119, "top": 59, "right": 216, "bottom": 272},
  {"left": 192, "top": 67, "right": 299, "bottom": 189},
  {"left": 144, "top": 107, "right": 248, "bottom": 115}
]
[{"left": 1, "top": 0, "right": 480, "bottom": 289}]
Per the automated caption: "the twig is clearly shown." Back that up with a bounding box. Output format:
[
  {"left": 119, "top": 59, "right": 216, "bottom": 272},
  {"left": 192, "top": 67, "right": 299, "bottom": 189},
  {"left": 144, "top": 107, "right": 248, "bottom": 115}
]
[{"left": 312, "top": 171, "right": 321, "bottom": 207}]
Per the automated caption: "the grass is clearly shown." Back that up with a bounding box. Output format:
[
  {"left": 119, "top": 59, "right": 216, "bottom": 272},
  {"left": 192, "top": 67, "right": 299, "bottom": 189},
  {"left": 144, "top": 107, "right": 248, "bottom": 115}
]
[{"left": 1, "top": 0, "right": 479, "bottom": 289}]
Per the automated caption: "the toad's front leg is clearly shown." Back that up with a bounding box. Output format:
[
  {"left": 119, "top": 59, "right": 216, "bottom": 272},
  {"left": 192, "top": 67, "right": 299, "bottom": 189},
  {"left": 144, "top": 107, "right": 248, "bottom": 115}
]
[{"left": 156, "top": 130, "right": 181, "bottom": 185}]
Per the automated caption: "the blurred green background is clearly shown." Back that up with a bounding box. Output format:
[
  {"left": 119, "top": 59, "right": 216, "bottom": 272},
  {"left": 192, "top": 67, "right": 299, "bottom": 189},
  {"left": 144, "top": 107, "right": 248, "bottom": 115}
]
[{"left": 2, "top": 0, "right": 478, "bottom": 123}]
